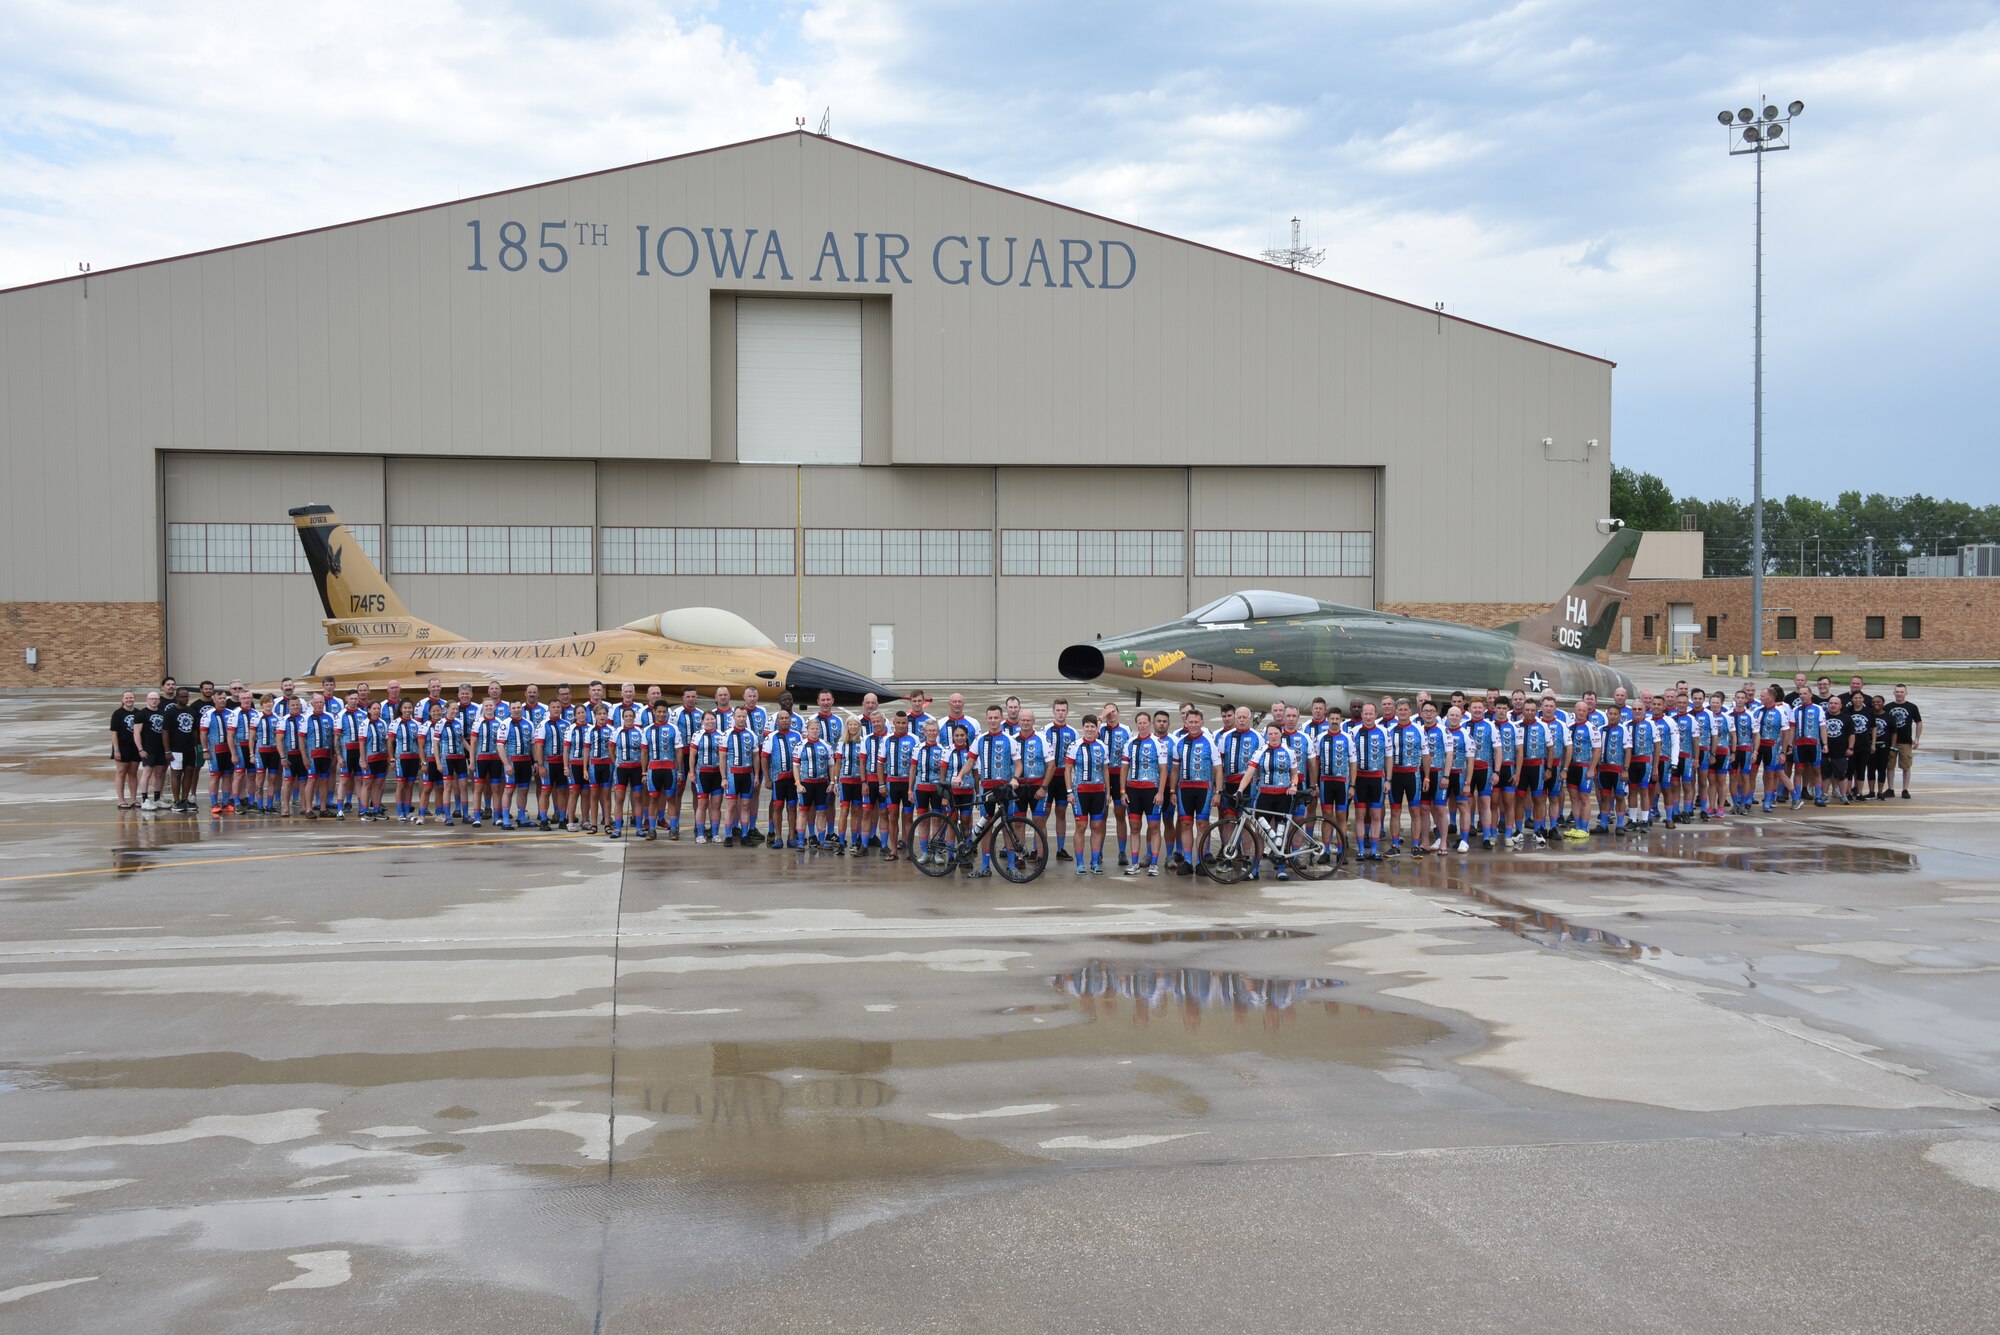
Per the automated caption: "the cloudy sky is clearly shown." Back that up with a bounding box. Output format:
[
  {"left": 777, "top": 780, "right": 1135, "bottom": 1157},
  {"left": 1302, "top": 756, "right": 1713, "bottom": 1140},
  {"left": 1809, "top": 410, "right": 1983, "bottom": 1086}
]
[{"left": 3, "top": 0, "right": 1993, "bottom": 501}]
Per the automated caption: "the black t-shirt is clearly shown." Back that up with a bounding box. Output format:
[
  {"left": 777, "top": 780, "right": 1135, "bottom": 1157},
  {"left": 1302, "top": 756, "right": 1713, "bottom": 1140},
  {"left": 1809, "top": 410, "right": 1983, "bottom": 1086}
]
[
  {"left": 110, "top": 707, "right": 141, "bottom": 758},
  {"left": 1885, "top": 700, "right": 1921, "bottom": 744},
  {"left": 1823, "top": 713, "right": 1847, "bottom": 753},
  {"left": 1784, "top": 691, "right": 1804, "bottom": 708},
  {"left": 1846, "top": 695, "right": 1873, "bottom": 744},
  {"left": 137, "top": 708, "right": 168, "bottom": 756},
  {"left": 169, "top": 704, "right": 201, "bottom": 750}
]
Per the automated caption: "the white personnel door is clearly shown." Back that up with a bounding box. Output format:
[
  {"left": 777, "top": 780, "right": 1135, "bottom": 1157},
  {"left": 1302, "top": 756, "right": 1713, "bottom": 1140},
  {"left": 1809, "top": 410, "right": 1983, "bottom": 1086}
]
[{"left": 870, "top": 624, "right": 894, "bottom": 681}]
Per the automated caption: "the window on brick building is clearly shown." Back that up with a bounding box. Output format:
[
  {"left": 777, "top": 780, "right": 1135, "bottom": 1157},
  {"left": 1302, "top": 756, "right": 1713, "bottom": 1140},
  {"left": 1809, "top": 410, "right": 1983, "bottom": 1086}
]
[
  {"left": 1902, "top": 616, "right": 1922, "bottom": 640},
  {"left": 1643, "top": 615, "right": 1655, "bottom": 639},
  {"left": 1866, "top": 616, "right": 1885, "bottom": 639},
  {"left": 1776, "top": 616, "right": 1797, "bottom": 640},
  {"left": 1813, "top": 615, "right": 1833, "bottom": 639},
  {"left": 1706, "top": 615, "right": 1718, "bottom": 640}
]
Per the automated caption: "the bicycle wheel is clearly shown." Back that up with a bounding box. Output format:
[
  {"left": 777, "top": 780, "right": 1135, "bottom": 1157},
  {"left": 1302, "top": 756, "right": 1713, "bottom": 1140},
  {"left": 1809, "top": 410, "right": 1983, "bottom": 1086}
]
[
  {"left": 992, "top": 815, "right": 1049, "bottom": 883},
  {"left": 1293, "top": 817, "right": 1347, "bottom": 879},
  {"left": 908, "top": 812, "right": 960, "bottom": 878},
  {"left": 1203, "top": 820, "right": 1250, "bottom": 884}
]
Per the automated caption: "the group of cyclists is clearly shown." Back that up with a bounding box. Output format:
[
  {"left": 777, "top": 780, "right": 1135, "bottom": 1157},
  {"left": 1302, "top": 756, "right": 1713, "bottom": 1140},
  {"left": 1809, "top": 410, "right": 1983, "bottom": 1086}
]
[{"left": 105, "top": 668, "right": 1924, "bottom": 878}]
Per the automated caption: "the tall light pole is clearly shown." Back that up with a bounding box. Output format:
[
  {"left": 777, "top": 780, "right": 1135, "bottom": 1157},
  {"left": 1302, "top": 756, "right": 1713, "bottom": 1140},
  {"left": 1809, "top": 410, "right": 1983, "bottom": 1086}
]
[{"left": 1717, "top": 98, "right": 1803, "bottom": 666}]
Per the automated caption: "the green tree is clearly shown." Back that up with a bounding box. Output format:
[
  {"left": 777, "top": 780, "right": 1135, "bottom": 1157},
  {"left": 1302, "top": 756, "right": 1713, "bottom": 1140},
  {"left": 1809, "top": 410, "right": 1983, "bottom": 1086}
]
[{"left": 1610, "top": 466, "right": 1680, "bottom": 531}]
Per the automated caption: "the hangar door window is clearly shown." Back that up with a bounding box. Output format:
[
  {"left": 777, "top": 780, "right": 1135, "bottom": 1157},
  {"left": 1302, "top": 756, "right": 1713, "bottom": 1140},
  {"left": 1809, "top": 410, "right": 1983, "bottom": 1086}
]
[
  {"left": 602, "top": 527, "right": 794, "bottom": 576},
  {"left": 168, "top": 522, "right": 381, "bottom": 574},
  {"left": 1001, "top": 530, "right": 1183, "bottom": 576},
  {"left": 738, "top": 298, "right": 862, "bottom": 464},
  {"left": 389, "top": 525, "right": 591, "bottom": 574},
  {"left": 805, "top": 529, "right": 991, "bottom": 576},
  {"left": 1192, "top": 530, "right": 1371, "bottom": 578}
]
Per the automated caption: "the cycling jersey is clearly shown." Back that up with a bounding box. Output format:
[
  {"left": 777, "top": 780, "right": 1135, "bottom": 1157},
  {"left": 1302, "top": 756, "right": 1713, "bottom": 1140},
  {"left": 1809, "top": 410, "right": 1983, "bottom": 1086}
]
[
  {"left": 1248, "top": 741, "right": 1297, "bottom": 792},
  {"left": 1177, "top": 734, "right": 1218, "bottom": 785},
  {"left": 1070, "top": 739, "right": 1109, "bottom": 791}
]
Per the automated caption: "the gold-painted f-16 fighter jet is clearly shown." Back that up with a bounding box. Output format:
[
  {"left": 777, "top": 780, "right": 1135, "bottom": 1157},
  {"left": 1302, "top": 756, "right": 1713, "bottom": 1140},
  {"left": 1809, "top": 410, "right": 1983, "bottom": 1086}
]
[
  {"left": 1059, "top": 528, "right": 1643, "bottom": 709},
  {"left": 286, "top": 505, "right": 888, "bottom": 703}
]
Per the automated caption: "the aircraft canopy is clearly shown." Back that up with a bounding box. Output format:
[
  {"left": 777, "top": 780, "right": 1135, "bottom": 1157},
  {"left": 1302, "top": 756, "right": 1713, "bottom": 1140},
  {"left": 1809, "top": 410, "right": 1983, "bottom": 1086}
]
[
  {"left": 1189, "top": 590, "right": 1322, "bottom": 623},
  {"left": 621, "top": 607, "right": 776, "bottom": 648}
]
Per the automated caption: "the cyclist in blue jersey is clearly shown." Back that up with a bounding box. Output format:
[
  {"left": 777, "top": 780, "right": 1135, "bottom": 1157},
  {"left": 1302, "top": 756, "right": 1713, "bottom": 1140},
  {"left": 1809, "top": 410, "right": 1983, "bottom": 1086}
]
[
  {"left": 503, "top": 705, "right": 538, "bottom": 830},
  {"left": 1098, "top": 703, "right": 1134, "bottom": 866},
  {"left": 1312, "top": 715, "right": 1354, "bottom": 849},
  {"left": 690, "top": 710, "right": 725, "bottom": 843},
  {"left": 1442, "top": 705, "right": 1473, "bottom": 853},
  {"left": 390, "top": 701, "right": 424, "bottom": 823},
  {"left": 1065, "top": 714, "right": 1112, "bottom": 874},
  {"left": 1792, "top": 690, "right": 1827, "bottom": 809},
  {"left": 760, "top": 708, "right": 800, "bottom": 849},
  {"left": 1595, "top": 708, "right": 1629, "bottom": 835},
  {"left": 879, "top": 711, "right": 917, "bottom": 861},
  {"left": 1236, "top": 722, "right": 1300, "bottom": 881},
  {"left": 356, "top": 701, "right": 389, "bottom": 821},
  {"left": 1040, "top": 699, "right": 1079, "bottom": 862},
  {"left": 1173, "top": 710, "right": 1220, "bottom": 875},
  {"left": 835, "top": 718, "right": 870, "bottom": 853},
  {"left": 607, "top": 707, "right": 647, "bottom": 839},
  {"left": 719, "top": 705, "right": 760, "bottom": 847},
  {"left": 960, "top": 706, "right": 1024, "bottom": 877},
  {"left": 794, "top": 717, "right": 835, "bottom": 847},
  {"left": 1121, "top": 714, "right": 1171, "bottom": 875},
  {"left": 1386, "top": 700, "right": 1423, "bottom": 856}
]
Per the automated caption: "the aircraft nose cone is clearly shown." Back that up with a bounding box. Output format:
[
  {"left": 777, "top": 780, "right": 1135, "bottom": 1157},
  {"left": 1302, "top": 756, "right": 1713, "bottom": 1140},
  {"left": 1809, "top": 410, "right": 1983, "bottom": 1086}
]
[
  {"left": 785, "top": 657, "right": 896, "bottom": 706},
  {"left": 1058, "top": 644, "right": 1105, "bottom": 682}
]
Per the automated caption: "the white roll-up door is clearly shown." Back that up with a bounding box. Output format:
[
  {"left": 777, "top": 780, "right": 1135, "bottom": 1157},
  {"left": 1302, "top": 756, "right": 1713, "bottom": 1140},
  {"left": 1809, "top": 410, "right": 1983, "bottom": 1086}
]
[{"left": 737, "top": 297, "right": 862, "bottom": 464}]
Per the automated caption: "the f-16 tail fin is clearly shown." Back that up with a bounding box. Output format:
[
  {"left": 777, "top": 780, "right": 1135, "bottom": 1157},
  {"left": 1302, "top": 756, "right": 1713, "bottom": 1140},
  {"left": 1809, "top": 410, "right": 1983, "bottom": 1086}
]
[
  {"left": 289, "top": 505, "right": 462, "bottom": 647},
  {"left": 1498, "top": 527, "right": 1643, "bottom": 659}
]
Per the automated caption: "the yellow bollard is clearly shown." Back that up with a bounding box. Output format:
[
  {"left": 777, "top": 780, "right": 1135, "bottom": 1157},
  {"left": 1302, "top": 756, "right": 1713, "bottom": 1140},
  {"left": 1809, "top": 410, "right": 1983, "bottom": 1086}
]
[{"left": 1709, "top": 654, "right": 1719, "bottom": 675}]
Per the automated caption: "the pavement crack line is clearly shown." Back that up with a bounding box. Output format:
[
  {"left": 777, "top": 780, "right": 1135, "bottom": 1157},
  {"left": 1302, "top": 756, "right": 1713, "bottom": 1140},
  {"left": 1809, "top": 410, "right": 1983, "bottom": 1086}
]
[{"left": 592, "top": 839, "right": 629, "bottom": 1335}]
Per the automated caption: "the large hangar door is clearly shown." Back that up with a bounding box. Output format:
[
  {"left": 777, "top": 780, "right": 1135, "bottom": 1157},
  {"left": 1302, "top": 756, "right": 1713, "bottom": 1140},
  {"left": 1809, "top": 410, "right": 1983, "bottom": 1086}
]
[
  {"left": 162, "top": 454, "right": 386, "bottom": 685},
  {"left": 1186, "top": 468, "right": 1376, "bottom": 611},
  {"left": 736, "top": 298, "right": 862, "bottom": 465}
]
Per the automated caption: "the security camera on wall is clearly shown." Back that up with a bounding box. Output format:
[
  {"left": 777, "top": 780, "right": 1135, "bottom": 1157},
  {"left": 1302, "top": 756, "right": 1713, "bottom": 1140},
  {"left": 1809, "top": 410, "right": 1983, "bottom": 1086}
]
[{"left": 1597, "top": 518, "right": 1625, "bottom": 534}]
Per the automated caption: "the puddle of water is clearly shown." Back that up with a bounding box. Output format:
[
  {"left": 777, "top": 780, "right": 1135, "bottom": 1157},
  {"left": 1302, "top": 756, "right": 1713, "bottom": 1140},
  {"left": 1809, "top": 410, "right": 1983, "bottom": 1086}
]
[
  {"left": 1691, "top": 845, "right": 1917, "bottom": 875},
  {"left": 1938, "top": 748, "right": 2000, "bottom": 762}
]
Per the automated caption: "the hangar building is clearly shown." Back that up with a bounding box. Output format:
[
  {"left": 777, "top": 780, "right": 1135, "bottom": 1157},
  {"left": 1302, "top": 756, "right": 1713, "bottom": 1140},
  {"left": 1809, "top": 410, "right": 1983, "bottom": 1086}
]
[{"left": 0, "top": 131, "right": 1614, "bottom": 688}]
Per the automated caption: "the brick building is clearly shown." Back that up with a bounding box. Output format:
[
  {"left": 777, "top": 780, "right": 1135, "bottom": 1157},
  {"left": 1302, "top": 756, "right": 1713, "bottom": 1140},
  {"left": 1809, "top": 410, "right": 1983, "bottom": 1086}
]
[{"left": 1624, "top": 577, "right": 2000, "bottom": 662}]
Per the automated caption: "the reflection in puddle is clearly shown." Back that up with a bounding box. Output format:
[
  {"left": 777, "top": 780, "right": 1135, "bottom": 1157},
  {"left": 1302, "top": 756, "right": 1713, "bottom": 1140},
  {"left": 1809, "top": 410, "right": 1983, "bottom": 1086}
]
[
  {"left": 1098, "top": 927, "right": 1314, "bottom": 945},
  {"left": 1052, "top": 961, "right": 1339, "bottom": 1021},
  {"left": 1691, "top": 844, "right": 1918, "bottom": 875},
  {"left": 1938, "top": 748, "right": 2000, "bottom": 762}
]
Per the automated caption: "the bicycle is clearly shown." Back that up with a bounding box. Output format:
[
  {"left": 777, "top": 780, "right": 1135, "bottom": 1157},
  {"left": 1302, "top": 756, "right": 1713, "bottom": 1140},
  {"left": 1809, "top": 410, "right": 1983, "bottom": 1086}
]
[
  {"left": 908, "top": 788, "right": 1049, "bottom": 883},
  {"left": 1202, "top": 789, "right": 1345, "bottom": 883}
]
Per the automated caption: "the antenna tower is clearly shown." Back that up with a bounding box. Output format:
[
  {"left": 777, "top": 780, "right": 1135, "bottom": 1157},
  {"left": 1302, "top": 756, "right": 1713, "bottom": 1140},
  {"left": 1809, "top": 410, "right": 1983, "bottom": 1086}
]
[
  {"left": 1261, "top": 216, "right": 1324, "bottom": 271},
  {"left": 816, "top": 108, "right": 831, "bottom": 136}
]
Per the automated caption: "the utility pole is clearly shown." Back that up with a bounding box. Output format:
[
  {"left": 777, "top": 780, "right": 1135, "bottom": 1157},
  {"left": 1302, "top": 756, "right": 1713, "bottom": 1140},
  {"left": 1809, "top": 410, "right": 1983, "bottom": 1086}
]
[{"left": 1716, "top": 98, "right": 1804, "bottom": 664}]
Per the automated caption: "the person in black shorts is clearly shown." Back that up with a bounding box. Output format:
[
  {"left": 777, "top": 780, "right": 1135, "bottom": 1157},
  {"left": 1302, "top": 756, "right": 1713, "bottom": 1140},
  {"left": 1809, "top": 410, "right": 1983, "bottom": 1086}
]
[
  {"left": 1845, "top": 689, "right": 1874, "bottom": 800},
  {"left": 135, "top": 689, "right": 170, "bottom": 812},
  {"left": 168, "top": 685, "right": 204, "bottom": 812},
  {"left": 111, "top": 690, "right": 143, "bottom": 809},
  {"left": 1821, "top": 696, "right": 1850, "bottom": 804}
]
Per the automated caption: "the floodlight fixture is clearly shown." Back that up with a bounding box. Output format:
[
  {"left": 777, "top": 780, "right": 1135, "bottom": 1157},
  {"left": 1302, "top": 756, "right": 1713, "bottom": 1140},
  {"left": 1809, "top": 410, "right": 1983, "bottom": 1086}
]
[
  {"left": 1788, "top": 99, "right": 1804, "bottom": 114},
  {"left": 1718, "top": 110, "right": 1734, "bottom": 125}
]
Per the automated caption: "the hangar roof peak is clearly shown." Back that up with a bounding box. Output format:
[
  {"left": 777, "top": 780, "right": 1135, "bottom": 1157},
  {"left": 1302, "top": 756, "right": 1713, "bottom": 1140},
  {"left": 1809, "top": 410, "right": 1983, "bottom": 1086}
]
[{"left": 2, "top": 130, "right": 1612, "bottom": 367}]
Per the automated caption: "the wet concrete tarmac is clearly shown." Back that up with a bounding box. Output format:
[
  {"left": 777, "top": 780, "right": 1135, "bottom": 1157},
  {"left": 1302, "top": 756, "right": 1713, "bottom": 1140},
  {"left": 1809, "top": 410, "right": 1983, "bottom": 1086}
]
[{"left": 4, "top": 687, "right": 1999, "bottom": 1331}]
